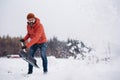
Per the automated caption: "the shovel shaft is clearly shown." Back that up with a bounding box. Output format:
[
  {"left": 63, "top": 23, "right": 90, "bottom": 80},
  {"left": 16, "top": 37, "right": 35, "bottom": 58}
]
[{"left": 21, "top": 42, "right": 26, "bottom": 52}]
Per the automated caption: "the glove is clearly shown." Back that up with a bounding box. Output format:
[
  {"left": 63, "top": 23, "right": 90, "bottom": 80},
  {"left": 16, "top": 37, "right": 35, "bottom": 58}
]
[
  {"left": 22, "top": 45, "right": 26, "bottom": 49},
  {"left": 20, "top": 39, "right": 24, "bottom": 42}
]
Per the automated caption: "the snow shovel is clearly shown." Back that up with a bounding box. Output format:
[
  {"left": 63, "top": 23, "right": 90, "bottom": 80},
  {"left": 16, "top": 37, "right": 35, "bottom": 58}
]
[{"left": 19, "top": 42, "right": 39, "bottom": 68}]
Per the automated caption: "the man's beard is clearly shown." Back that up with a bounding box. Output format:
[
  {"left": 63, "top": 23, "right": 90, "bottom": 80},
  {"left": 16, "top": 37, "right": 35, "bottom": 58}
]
[{"left": 27, "top": 22, "right": 34, "bottom": 27}]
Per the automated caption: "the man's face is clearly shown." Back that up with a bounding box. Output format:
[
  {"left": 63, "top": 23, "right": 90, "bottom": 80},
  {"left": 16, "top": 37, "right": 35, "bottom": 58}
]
[{"left": 27, "top": 18, "right": 35, "bottom": 26}]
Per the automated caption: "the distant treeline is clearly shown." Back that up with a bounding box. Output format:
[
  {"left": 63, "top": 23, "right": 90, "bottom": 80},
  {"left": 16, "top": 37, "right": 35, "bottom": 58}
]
[{"left": 0, "top": 35, "right": 92, "bottom": 58}]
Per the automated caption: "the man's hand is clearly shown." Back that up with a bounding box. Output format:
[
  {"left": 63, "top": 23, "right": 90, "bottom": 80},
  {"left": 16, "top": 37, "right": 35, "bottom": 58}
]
[
  {"left": 22, "top": 46, "right": 26, "bottom": 49},
  {"left": 20, "top": 39, "right": 24, "bottom": 42}
]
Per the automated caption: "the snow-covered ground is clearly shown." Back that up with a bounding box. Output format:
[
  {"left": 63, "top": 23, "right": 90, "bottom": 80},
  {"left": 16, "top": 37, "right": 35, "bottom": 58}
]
[{"left": 0, "top": 55, "right": 120, "bottom": 80}]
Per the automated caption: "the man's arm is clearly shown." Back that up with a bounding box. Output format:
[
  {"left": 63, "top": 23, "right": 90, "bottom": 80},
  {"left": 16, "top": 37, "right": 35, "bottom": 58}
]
[
  {"left": 23, "top": 33, "right": 30, "bottom": 41},
  {"left": 26, "top": 26, "right": 43, "bottom": 48}
]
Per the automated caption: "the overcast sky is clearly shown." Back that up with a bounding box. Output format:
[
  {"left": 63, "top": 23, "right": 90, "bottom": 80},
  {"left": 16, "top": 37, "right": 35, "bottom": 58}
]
[{"left": 0, "top": 0, "right": 120, "bottom": 46}]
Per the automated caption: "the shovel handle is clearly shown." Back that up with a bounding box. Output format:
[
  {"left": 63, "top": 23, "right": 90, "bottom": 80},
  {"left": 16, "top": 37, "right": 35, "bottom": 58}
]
[{"left": 21, "top": 42, "right": 26, "bottom": 52}]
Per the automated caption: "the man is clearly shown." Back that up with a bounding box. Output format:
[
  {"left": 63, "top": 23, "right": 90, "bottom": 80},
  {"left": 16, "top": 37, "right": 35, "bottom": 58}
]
[{"left": 20, "top": 13, "right": 48, "bottom": 74}]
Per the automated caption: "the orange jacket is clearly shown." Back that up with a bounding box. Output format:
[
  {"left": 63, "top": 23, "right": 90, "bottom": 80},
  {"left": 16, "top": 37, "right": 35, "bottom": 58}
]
[{"left": 23, "top": 18, "right": 47, "bottom": 48}]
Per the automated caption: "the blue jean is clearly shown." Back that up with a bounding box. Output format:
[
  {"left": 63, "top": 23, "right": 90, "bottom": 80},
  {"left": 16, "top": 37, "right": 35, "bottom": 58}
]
[{"left": 28, "top": 43, "right": 48, "bottom": 73}]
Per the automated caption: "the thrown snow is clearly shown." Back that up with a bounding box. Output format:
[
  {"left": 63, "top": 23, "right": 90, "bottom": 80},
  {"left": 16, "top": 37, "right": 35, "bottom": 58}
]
[{"left": 0, "top": 56, "right": 120, "bottom": 80}]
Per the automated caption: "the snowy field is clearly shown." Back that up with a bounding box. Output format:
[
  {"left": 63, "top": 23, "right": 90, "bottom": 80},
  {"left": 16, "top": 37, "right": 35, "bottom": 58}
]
[{"left": 0, "top": 55, "right": 120, "bottom": 80}]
